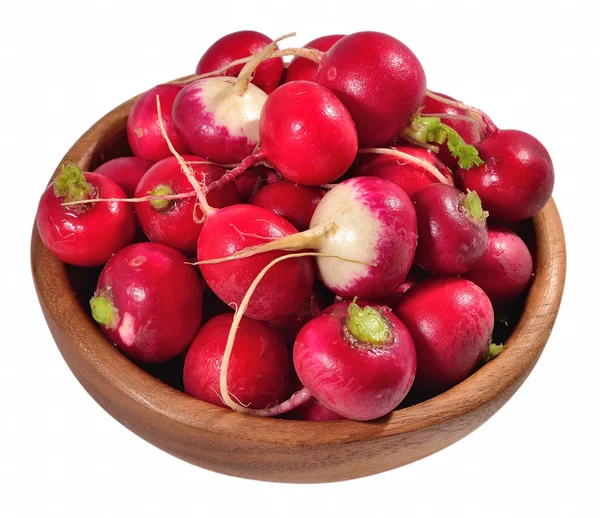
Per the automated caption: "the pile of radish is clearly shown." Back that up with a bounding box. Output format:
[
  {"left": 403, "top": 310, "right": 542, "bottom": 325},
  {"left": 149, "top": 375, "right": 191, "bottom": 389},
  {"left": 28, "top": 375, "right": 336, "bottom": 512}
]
[{"left": 36, "top": 30, "right": 553, "bottom": 422}]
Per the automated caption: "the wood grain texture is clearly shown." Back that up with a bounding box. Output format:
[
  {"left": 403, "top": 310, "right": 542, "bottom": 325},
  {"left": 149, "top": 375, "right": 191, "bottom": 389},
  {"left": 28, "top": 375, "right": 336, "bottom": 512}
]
[{"left": 30, "top": 91, "right": 566, "bottom": 483}]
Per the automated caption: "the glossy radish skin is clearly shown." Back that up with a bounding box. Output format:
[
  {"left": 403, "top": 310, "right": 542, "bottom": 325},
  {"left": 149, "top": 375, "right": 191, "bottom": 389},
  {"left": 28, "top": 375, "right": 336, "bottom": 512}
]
[
  {"left": 91, "top": 243, "right": 203, "bottom": 363},
  {"left": 198, "top": 205, "right": 315, "bottom": 321},
  {"left": 412, "top": 184, "right": 488, "bottom": 275},
  {"left": 173, "top": 77, "right": 267, "bottom": 164},
  {"left": 456, "top": 129, "right": 554, "bottom": 223},
  {"left": 250, "top": 181, "right": 325, "bottom": 231},
  {"left": 183, "top": 314, "right": 290, "bottom": 409},
  {"left": 134, "top": 155, "right": 239, "bottom": 256},
  {"left": 294, "top": 301, "right": 417, "bottom": 420},
  {"left": 464, "top": 228, "right": 533, "bottom": 305},
  {"left": 422, "top": 91, "right": 483, "bottom": 168},
  {"left": 93, "top": 157, "right": 153, "bottom": 197},
  {"left": 36, "top": 172, "right": 136, "bottom": 267},
  {"left": 234, "top": 166, "right": 267, "bottom": 202},
  {"left": 315, "top": 32, "right": 426, "bottom": 147},
  {"left": 196, "top": 31, "right": 284, "bottom": 94},
  {"left": 259, "top": 81, "right": 358, "bottom": 185},
  {"left": 351, "top": 145, "right": 453, "bottom": 199},
  {"left": 394, "top": 278, "right": 494, "bottom": 395},
  {"left": 311, "top": 176, "right": 417, "bottom": 298},
  {"left": 127, "top": 84, "right": 189, "bottom": 162},
  {"left": 284, "top": 34, "right": 344, "bottom": 83}
]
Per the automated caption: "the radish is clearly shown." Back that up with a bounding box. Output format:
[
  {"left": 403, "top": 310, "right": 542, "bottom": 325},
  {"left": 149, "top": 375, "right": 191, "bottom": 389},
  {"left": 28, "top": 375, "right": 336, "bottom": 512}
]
[
  {"left": 293, "top": 300, "right": 417, "bottom": 420},
  {"left": 412, "top": 184, "right": 489, "bottom": 275},
  {"left": 421, "top": 91, "right": 484, "bottom": 168},
  {"left": 127, "top": 84, "right": 189, "bottom": 162},
  {"left": 249, "top": 181, "right": 325, "bottom": 231},
  {"left": 394, "top": 277, "right": 495, "bottom": 395},
  {"left": 456, "top": 129, "right": 554, "bottom": 222},
  {"left": 173, "top": 36, "right": 291, "bottom": 164},
  {"left": 351, "top": 145, "right": 453, "bottom": 199},
  {"left": 197, "top": 204, "right": 315, "bottom": 320},
  {"left": 463, "top": 228, "right": 533, "bottom": 305},
  {"left": 195, "top": 31, "right": 285, "bottom": 94},
  {"left": 90, "top": 242, "right": 203, "bottom": 363},
  {"left": 183, "top": 314, "right": 290, "bottom": 408},
  {"left": 199, "top": 176, "right": 418, "bottom": 299},
  {"left": 284, "top": 34, "right": 344, "bottom": 83},
  {"left": 36, "top": 162, "right": 136, "bottom": 267},
  {"left": 134, "top": 155, "right": 239, "bottom": 256},
  {"left": 93, "top": 157, "right": 153, "bottom": 198},
  {"left": 314, "top": 31, "right": 426, "bottom": 147},
  {"left": 213, "top": 80, "right": 358, "bottom": 187}
]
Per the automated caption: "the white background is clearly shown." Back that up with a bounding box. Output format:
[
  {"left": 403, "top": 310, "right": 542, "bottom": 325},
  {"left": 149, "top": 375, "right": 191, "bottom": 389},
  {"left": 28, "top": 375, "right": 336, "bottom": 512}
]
[{"left": 1, "top": 1, "right": 598, "bottom": 516}]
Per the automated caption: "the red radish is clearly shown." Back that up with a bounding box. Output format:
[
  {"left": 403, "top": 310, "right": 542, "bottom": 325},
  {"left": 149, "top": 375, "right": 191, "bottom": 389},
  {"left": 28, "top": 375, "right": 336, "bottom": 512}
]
[
  {"left": 234, "top": 165, "right": 267, "bottom": 202},
  {"left": 284, "top": 34, "right": 344, "bottom": 83},
  {"left": 127, "top": 84, "right": 189, "bottom": 162},
  {"left": 36, "top": 162, "right": 136, "bottom": 267},
  {"left": 463, "top": 228, "right": 533, "bottom": 305},
  {"left": 315, "top": 31, "right": 426, "bottom": 147},
  {"left": 197, "top": 205, "right": 315, "bottom": 320},
  {"left": 351, "top": 145, "right": 453, "bottom": 199},
  {"left": 134, "top": 155, "right": 239, "bottom": 256},
  {"left": 90, "top": 242, "right": 203, "bottom": 363},
  {"left": 249, "top": 181, "right": 325, "bottom": 231},
  {"left": 195, "top": 31, "right": 285, "bottom": 94},
  {"left": 199, "top": 176, "right": 418, "bottom": 299},
  {"left": 268, "top": 290, "right": 324, "bottom": 345},
  {"left": 183, "top": 314, "right": 290, "bottom": 408},
  {"left": 209, "top": 80, "right": 358, "bottom": 188},
  {"left": 93, "top": 156, "right": 153, "bottom": 197},
  {"left": 173, "top": 37, "right": 291, "bottom": 164},
  {"left": 421, "top": 91, "right": 484, "bottom": 168},
  {"left": 456, "top": 129, "right": 554, "bottom": 222},
  {"left": 413, "top": 184, "right": 489, "bottom": 275},
  {"left": 394, "top": 278, "right": 494, "bottom": 395},
  {"left": 293, "top": 300, "right": 417, "bottom": 420}
]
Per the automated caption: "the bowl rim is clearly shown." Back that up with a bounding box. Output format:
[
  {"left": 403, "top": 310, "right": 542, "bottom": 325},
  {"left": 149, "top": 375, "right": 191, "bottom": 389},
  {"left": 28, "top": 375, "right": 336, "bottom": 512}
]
[{"left": 31, "top": 89, "right": 567, "bottom": 448}]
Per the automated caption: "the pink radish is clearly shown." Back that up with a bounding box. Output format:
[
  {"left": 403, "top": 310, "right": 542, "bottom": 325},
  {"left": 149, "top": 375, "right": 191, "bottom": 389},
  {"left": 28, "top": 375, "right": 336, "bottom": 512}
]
[
  {"left": 293, "top": 300, "right": 417, "bottom": 420},
  {"left": 183, "top": 314, "right": 290, "bottom": 408},
  {"left": 463, "top": 228, "right": 533, "bottom": 305},
  {"left": 412, "top": 184, "right": 489, "bottom": 275},
  {"left": 173, "top": 36, "right": 292, "bottom": 164},
  {"left": 351, "top": 145, "right": 453, "bottom": 199},
  {"left": 315, "top": 31, "right": 426, "bottom": 147},
  {"left": 134, "top": 155, "right": 239, "bottom": 256},
  {"left": 456, "top": 129, "right": 554, "bottom": 222},
  {"left": 93, "top": 157, "right": 153, "bottom": 197},
  {"left": 127, "top": 84, "right": 189, "bottom": 162},
  {"left": 197, "top": 204, "right": 315, "bottom": 320},
  {"left": 90, "top": 242, "right": 203, "bottom": 363},
  {"left": 284, "top": 34, "right": 344, "bottom": 83},
  {"left": 195, "top": 31, "right": 285, "bottom": 94},
  {"left": 394, "top": 277, "right": 494, "bottom": 395},
  {"left": 215, "top": 80, "right": 358, "bottom": 186},
  {"left": 421, "top": 91, "right": 484, "bottom": 168},
  {"left": 36, "top": 162, "right": 136, "bottom": 267},
  {"left": 249, "top": 181, "right": 325, "bottom": 231},
  {"left": 199, "top": 176, "right": 418, "bottom": 299}
]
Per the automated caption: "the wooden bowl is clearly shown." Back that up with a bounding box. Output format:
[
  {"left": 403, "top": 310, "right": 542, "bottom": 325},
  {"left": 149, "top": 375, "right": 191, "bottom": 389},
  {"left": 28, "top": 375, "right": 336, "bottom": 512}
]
[{"left": 31, "top": 93, "right": 566, "bottom": 484}]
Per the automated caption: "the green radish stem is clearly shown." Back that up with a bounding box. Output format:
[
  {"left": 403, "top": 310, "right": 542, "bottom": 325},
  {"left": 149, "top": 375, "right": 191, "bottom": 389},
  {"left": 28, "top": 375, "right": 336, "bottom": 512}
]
[
  {"left": 54, "top": 161, "right": 94, "bottom": 203},
  {"left": 219, "top": 251, "right": 374, "bottom": 415},
  {"left": 346, "top": 298, "right": 392, "bottom": 347},
  {"left": 461, "top": 190, "right": 489, "bottom": 224},
  {"left": 358, "top": 148, "right": 450, "bottom": 184}
]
